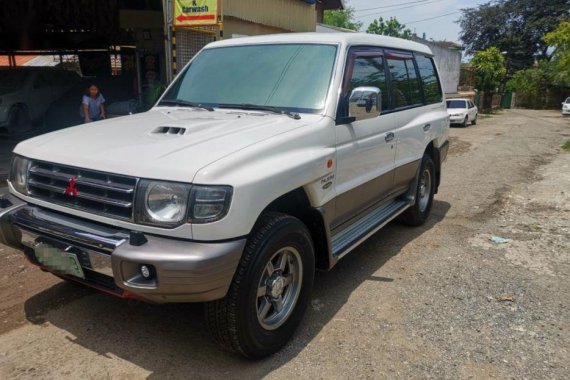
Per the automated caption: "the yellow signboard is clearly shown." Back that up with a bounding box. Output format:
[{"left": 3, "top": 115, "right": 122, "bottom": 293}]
[{"left": 174, "top": 0, "right": 218, "bottom": 27}]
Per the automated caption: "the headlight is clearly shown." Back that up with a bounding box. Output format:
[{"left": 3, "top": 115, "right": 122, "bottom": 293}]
[
  {"left": 135, "top": 180, "right": 191, "bottom": 227},
  {"left": 135, "top": 181, "right": 233, "bottom": 227},
  {"left": 9, "top": 155, "right": 30, "bottom": 194},
  {"left": 188, "top": 185, "right": 233, "bottom": 224}
]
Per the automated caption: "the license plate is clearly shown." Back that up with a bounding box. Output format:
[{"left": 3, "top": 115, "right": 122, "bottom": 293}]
[{"left": 34, "top": 243, "right": 85, "bottom": 279}]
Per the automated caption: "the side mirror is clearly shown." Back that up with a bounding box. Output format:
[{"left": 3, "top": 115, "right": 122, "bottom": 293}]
[{"left": 348, "top": 87, "right": 382, "bottom": 121}]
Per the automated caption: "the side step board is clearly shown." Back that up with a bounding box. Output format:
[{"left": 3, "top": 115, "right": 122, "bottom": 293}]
[{"left": 331, "top": 199, "right": 412, "bottom": 260}]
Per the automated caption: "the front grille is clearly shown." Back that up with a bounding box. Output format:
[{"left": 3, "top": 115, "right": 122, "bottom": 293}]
[{"left": 27, "top": 161, "right": 137, "bottom": 220}]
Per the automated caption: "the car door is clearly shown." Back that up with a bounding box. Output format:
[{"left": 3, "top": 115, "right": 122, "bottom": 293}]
[
  {"left": 469, "top": 101, "right": 477, "bottom": 120},
  {"left": 333, "top": 48, "right": 397, "bottom": 228},
  {"left": 384, "top": 50, "right": 429, "bottom": 192},
  {"left": 392, "top": 53, "right": 447, "bottom": 190}
]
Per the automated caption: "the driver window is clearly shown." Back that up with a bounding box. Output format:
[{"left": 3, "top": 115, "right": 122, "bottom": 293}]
[{"left": 346, "top": 56, "right": 388, "bottom": 121}]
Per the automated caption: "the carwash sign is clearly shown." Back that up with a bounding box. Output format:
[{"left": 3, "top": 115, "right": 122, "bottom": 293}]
[{"left": 174, "top": 0, "right": 218, "bottom": 27}]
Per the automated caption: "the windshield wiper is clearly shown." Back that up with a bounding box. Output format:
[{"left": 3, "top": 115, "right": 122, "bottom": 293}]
[
  {"left": 158, "top": 99, "right": 214, "bottom": 111},
  {"left": 217, "top": 103, "right": 301, "bottom": 120}
]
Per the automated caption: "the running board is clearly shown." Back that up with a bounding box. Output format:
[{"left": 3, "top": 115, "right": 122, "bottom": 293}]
[{"left": 331, "top": 199, "right": 411, "bottom": 259}]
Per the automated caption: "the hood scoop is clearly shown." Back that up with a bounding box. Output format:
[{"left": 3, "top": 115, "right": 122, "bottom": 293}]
[{"left": 152, "top": 126, "right": 187, "bottom": 136}]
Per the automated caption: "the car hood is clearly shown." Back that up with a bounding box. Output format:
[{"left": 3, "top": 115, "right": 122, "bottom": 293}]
[{"left": 14, "top": 108, "right": 320, "bottom": 182}]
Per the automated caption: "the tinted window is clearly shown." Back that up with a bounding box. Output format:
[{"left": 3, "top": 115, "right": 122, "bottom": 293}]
[
  {"left": 386, "top": 58, "right": 411, "bottom": 109},
  {"left": 164, "top": 44, "right": 337, "bottom": 113},
  {"left": 415, "top": 55, "right": 442, "bottom": 104},
  {"left": 446, "top": 100, "right": 467, "bottom": 108},
  {"left": 406, "top": 59, "right": 423, "bottom": 105}
]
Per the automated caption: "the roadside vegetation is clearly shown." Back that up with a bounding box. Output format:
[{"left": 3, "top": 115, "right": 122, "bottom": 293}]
[
  {"left": 459, "top": 0, "right": 569, "bottom": 111},
  {"left": 563, "top": 141, "right": 570, "bottom": 152}
]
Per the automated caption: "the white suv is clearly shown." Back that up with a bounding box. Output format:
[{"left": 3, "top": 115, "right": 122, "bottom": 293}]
[
  {"left": 0, "top": 33, "right": 449, "bottom": 358},
  {"left": 562, "top": 97, "right": 570, "bottom": 115}
]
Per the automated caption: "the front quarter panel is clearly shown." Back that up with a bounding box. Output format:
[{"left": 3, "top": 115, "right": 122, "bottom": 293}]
[{"left": 191, "top": 116, "right": 336, "bottom": 241}]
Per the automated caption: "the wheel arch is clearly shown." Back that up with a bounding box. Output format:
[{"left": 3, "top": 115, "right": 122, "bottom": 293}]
[
  {"left": 424, "top": 140, "right": 442, "bottom": 194},
  {"left": 259, "top": 188, "right": 331, "bottom": 270}
]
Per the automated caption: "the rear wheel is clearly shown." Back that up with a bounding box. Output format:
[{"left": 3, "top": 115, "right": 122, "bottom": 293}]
[
  {"left": 398, "top": 154, "right": 435, "bottom": 226},
  {"left": 6, "top": 104, "right": 31, "bottom": 134},
  {"left": 205, "top": 212, "right": 315, "bottom": 358}
]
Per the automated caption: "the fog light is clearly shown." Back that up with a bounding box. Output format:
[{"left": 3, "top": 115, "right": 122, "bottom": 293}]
[{"left": 140, "top": 265, "right": 153, "bottom": 279}]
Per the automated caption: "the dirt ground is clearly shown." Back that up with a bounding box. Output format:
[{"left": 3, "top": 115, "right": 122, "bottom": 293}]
[{"left": 0, "top": 109, "right": 569, "bottom": 379}]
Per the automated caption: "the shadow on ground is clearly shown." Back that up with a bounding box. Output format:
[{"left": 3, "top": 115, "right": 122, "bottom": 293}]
[{"left": 23, "top": 200, "right": 450, "bottom": 378}]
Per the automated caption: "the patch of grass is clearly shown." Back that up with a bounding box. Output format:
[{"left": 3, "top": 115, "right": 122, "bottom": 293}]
[{"left": 563, "top": 140, "right": 570, "bottom": 152}]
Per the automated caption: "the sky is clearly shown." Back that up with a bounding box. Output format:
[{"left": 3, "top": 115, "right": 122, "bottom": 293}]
[{"left": 348, "top": 0, "right": 490, "bottom": 43}]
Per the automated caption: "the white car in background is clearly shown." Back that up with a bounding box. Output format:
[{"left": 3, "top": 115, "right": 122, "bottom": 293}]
[
  {"left": 562, "top": 97, "right": 570, "bottom": 116},
  {"left": 446, "top": 98, "right": 478, "bottom": 127},
  {"left": 0, "top": 67, "right": 80, "bottom": 134}
]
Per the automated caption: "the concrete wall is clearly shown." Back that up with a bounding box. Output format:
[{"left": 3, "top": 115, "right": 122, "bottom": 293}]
[
  {"left": 224, "top": 0, "right": 317, "bottom": 32},
  {"left": 413, "top": 37, "right": 461, "bottom": 94},
  {"left": 224, "top": 17, "right": 290, "bottom": 37}
]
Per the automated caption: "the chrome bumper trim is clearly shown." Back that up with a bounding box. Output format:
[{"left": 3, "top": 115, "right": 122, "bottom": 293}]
[{"left": 11, "top": 206, "right": 128, "bottom": 253}]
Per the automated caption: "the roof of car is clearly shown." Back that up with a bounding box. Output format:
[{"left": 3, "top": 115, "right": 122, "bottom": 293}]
[
  {"left": 205, "top": 33, "right": 433, "bottom": 56},
  {"left": 447, "top": 98, "right": 469, "bottom": 101}
]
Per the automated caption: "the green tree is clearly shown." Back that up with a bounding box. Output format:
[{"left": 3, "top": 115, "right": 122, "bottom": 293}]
[
  {"left": 323, "top": 7, "right": 362, "bottom": 31},
  {"left": 544, "top": 21, "right": 570, "bottom": 86},
  {"left": 471, "top": 47, "right": 506, "bottom": 111},
  {"left": 459, "top": 0, "right": 568, "bottom": 70},
  {"left": 366, "top": 17, "right": 412, "bottom": 40},
  {"left": 507, "top": 61, "right": 555, "bottom": 108}
]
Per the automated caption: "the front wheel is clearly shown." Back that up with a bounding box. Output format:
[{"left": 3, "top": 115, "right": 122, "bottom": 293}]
[
  {"left": 462, "top": 116, "right": 468, "bottom": 128},
  {"left": 205, "top": 212, "right": 315, "bottom": 358},
  {"left": 471, "top": 114, "right": 477, "bottom": 125},
  {"left": 398, "top": 154, "right": 436, "bottom": 226}
]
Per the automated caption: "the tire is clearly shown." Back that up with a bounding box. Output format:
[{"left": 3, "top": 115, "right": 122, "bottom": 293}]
[
  {"left": 205, "top": 212, "right": 315, "bottom": 359},
  {"left": 398, "top": 154, "right": 436, "bottom": 226},
  {"left": 462, "top": 116, "right": 468, "bottom": 128},
  {"left": 471, "top": 114, "right": 477, "bottom": 125},
  {"left": 6, "top": 104, "right": 32, "bottom": 134}
]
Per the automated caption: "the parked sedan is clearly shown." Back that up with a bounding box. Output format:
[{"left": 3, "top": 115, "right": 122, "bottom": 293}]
[
  {"left": 562, "top": 97, "right": 570, "bottom": 116},
  {"left": 446, "top": 98, "right": 478, "bottom": 127},
  {"left": 0, "top": 67, "right": 80, "bottom": 134}
]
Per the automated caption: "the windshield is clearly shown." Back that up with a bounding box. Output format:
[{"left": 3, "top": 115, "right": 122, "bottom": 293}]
[
  {"left": 161, "top": 43, "right": 338, "bottom": 113},
  {"left": 0, "top": 70, "right": 31, "bottom": 89},
  {"left": 446, "top": 100, "right": 467, "bottom": 109}
]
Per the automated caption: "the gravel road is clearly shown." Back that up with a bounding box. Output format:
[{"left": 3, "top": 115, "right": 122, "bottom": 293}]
[{"left": 0, "top": 109, "right": 568, "bottom": 379}]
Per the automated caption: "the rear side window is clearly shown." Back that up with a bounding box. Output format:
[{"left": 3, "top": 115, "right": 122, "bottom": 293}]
[
  {"left": 415, "top": 55, "right": 442, "bottom": 104},
  {"left": 386, "top": 56, "right": 422, "bottom": 109}
]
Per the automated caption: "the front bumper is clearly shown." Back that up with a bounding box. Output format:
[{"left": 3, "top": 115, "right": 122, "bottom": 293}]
[
  {"left": 449, "top": 116, "right": 466, "bottom": 124},
  {"left": 562, "top": 108, "right": 570, "bottom": 115},
  {"left": 0, "top": 193, "right": 245, "bottom": 303}
]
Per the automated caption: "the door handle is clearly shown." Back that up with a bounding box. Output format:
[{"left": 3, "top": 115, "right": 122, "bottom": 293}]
[
  {"left": 385, "top": 132, "right": 395, "bottom": 142},
  {"left": 423, "top": 123, "right": 431, "bottom": 132}
]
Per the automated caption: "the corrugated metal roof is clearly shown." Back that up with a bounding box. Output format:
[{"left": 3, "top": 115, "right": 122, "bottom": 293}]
[{"left": 0, "top": 55, "right": 37, "bottom": 66}]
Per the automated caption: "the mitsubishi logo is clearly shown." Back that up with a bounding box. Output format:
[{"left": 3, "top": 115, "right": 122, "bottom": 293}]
[{"left": 64, "top": 177, "right": 78, "bottom": 197}]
